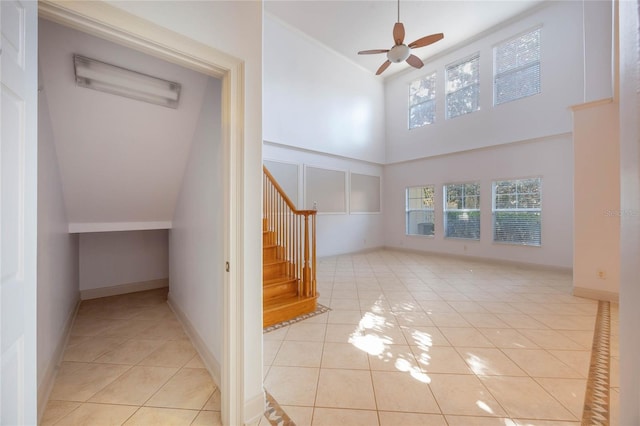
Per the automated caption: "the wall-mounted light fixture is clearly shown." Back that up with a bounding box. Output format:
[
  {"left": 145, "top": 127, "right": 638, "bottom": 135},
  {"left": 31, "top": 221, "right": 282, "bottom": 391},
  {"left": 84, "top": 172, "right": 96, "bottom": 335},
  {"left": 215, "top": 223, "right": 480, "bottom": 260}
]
[{"left": 73, "top": 54, "right": 181, "bottom": 108}]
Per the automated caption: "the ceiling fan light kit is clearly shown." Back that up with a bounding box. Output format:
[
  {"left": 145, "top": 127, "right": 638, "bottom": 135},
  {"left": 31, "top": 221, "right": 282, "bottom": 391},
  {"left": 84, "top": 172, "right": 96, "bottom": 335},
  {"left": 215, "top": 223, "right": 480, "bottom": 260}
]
[{"left": 357, "top": 0, "right": 444, "bottom": 75}]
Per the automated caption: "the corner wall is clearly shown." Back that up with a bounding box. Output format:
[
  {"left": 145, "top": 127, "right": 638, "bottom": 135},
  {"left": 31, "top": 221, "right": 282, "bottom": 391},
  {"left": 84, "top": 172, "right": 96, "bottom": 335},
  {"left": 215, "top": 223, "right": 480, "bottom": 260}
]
[
  {"left": 37, "top": 83, "right": 79, "bottom": 413},
  {"left": 169, "top": 77, "right": 224, "bottom": 379}
]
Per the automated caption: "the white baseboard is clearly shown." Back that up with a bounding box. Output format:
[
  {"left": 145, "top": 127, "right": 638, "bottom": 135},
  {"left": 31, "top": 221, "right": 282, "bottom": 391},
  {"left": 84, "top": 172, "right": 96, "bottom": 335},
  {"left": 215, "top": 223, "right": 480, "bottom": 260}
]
[
  {"left": 244, "top": 391, "right": 267, "bottom": 426},
  {"left": 37, "top": 294, "right": 81, "bottom": 423},
  {"left": 167, "top": 292, "right": 221, "bottom": 387},
  {"left": 80, "top": 278, "right": 168, "bottom": 300},
  {"left": 573, "top": 286, "right": 619, "bottom": 302}
]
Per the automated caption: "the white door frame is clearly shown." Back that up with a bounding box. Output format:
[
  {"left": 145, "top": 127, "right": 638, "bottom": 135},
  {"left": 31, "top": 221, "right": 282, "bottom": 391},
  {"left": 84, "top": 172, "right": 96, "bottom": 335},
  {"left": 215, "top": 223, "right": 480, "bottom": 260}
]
[{"left": 37, "top": 2, "right": 247, "bottom": 424}]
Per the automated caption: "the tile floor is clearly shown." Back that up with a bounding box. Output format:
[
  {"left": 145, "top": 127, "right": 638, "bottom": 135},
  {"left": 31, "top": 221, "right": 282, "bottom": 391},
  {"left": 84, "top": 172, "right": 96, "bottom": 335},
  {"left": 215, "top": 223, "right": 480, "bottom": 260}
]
[
  {"left": 42, "top": 249, "right": 620, "bottom": 426},
  {"left": 41, "top": 288, "right": 223, "bottom": 426},
  {"left": 262, "top": 249, "right": 620, "bottom": 426}
]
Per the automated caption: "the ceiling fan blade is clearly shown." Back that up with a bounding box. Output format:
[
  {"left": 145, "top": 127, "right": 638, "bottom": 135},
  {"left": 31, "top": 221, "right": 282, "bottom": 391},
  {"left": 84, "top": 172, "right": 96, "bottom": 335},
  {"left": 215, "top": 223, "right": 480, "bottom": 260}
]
[
  {"left": 376, "top": 60, "right": 392, "bottom": 75},
  {"left": 393, "top": 22, "right": 405, "bottom": 45},
  {"left": 406, "top": 54, "right": 424, "bottom": 69},
  {"left": 357, "top": 49, "right": 390, "bottom": 55},
  {"left": 408, "top": 33, "right": 444, "bottom": 49}
]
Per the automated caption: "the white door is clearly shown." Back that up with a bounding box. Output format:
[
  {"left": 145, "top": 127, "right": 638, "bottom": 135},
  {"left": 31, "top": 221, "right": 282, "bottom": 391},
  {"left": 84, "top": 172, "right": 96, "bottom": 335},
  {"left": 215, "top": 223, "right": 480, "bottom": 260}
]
[{"left": 1, "top": 0, "right": 38, "bottom": 424}]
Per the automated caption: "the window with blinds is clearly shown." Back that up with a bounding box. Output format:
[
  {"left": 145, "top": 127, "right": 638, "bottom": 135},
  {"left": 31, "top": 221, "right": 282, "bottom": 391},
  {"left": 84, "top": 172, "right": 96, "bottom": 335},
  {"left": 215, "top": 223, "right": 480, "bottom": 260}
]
[
  {"left": 445, "top": 53, "right": 480, "bottom": 119},
  {"left": 409, "top": 72, "right": 437, "bottom": 129},
  {"left": 494, "top": 28, "right": 541, "bottom": 105},
  {"left": 406, "top": 186, "right": 435, "bottom": 236},
  {"left": 443, "top": 182, "right": 480, "bottom": 239},
  {"left": 492, "top": 178, "right": 541, "bottom": 246}
]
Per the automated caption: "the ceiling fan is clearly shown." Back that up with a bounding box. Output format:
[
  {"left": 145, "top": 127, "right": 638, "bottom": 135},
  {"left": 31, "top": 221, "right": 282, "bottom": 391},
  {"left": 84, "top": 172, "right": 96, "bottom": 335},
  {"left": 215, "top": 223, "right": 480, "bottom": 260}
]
[{"left": 358, "top": 0, "right": 444, "bottom": 75}]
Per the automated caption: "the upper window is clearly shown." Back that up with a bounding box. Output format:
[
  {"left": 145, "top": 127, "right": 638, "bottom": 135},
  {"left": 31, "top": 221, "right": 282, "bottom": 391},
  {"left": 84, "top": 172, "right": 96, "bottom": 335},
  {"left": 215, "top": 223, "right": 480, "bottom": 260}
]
[
  {"left": 494, "top": 28, "right": 541, "bottom": 105},
  {"left": 445, "top": 53, "right": 480, "bottom": 119},
  {"left": 406, "top": 186, "right": 435, "bottom": 236},
  {"left": 443, "top": 182, "right": 480, "bottom": 239},
  {"left": 492, "top": 178, "right": 542, "bottom": 246},
  {"left": 409, "top": 72, "right": 437, "bottom": 129}
]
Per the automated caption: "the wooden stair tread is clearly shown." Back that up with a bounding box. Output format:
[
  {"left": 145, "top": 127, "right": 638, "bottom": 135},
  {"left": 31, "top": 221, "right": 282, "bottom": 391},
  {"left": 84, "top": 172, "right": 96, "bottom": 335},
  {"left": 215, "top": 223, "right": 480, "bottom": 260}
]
[
  {"left": 263, "top": 294, "right": 317, "bottom": 310},
  {"left": 263, "top": 259, "right": 288, "bottom": 266},
  {"left": 264, "top": 276, "right": 296, "bottom": 286}
]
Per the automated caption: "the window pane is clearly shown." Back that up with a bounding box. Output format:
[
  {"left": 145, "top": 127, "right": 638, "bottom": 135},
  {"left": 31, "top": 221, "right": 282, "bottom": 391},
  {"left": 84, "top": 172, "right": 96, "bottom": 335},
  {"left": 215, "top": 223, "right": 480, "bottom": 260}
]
[
  {"left": 446, "top": 84, "right": 479, "bottom": 119},
  {"left": 409, "top": 100, "right": 435, "bottom": 128},
  {"left": 446, "top": 54, "right": 480, "bottom": 119},
  {"left": 494, "top": 211, "right": 541, "bottom": 245},
  {"left": 444, "top": 182, "right": 480, "bottom": 239},
  {"left": 409, "top": 72, "right": 437, "bottom": 129},
  {"left": 495, "top": 28, "right": 541, "bottom": 105},
  {"left": 407, "top": 210, "right": 435, "bottom": 235},
  {"left": 406, "top": 186, "right": 436, "bottom": 236},
  {"left": 445, "top": 211, "right": 481, "bottom": 239}
]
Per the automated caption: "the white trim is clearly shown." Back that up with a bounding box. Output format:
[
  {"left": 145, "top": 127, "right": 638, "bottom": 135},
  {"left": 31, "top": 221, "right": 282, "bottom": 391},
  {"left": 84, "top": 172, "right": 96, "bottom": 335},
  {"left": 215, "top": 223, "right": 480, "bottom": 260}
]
[
  {"left": 38, "top": 2, "right": 249, "bottom": 424},
  {"left": 68, "top": 221, "right": 172, "bottom": 233},
  {"left": 80, "top": 278, "right": 168, "bottom": 300},
  {"left": 167, "top": 293, "right": 221, "bottom": 387},
  {"left": 37, "top": 297, "right": 80, "bottom": 423},
  {"left": 573, "top": 287, "right": 619, "bottom": 303}
]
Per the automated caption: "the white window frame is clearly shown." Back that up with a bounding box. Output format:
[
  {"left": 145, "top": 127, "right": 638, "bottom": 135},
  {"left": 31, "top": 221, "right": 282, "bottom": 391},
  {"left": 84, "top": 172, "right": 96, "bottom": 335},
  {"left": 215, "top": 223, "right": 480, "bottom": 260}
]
[
  {"left": 443, "top": 182, "right": 481, "bottom": 240},
  {"left": 406, "top": 185, "right": 436, "bottom": 236},
  {"left": 445, "top": 52, "right": 480, "bottom": 119},
  {"left": 408, "top": 71, "right": 437, "bottom": 129},
  {"left": 492, "top": 177, "right": 542, "bottom": 246},
  {"left": 493, "top": 27, "right": 542, "bottom": 105}
]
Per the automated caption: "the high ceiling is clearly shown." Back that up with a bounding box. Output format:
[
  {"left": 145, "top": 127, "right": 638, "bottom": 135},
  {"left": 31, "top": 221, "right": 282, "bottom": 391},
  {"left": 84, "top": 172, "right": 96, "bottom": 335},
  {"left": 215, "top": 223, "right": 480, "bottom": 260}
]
[{"left": 265, "top": 0, "right": 545, "bottom": 77}]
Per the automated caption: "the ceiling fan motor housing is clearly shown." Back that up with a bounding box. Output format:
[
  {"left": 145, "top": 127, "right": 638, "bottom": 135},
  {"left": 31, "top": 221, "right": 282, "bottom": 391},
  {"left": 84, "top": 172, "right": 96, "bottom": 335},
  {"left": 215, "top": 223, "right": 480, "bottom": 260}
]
[{"left": 388, "top": 44, "right": 411, "bottom": 63}]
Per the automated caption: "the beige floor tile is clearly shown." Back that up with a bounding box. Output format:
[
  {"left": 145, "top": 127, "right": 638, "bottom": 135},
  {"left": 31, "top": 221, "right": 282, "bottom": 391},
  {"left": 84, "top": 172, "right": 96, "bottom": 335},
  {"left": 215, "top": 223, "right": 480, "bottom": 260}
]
[
  {"left": 88, "top": 365, "right": 178, "bottom": 405},
  {"left": 94, "top": 339, "right": 165, "bottom": 365},
  {"left": 39, "top": 401, "right": 80, "bottom": 426},
  {"left": 477, "top": 302, "right": 522, "bottom": 314},
  {"left": 202, "top": 388, "right": 221, "bottom": 411},
  {"left": 279, "top": 405, "right": 313, "bottom": 426},
  {"left": 535, "top": 377, "right": 586, "bottom": 419},
  {"left": 303, "top": 312, "right": 330, "bottom": 324},
  {"left": 412, "top": 345, "right": 472, "bottom": 374},
  {"left": 263, "top": 326, "right": 289, "bottom": 341},
  {"left": 379, "top": 411, "right": 447, "bottom": 426},
  {"left": 371, "top": 370, "right": 440, "bottom": 413},
  {"left": 325, "top": 324, "right": 360, "bottom": 343},
  {"left": 311, "top": 407, "right": 379, "bottom": 426},
  {"left": 315, "top": 369, "right": 376, "bottom": 409},
  {"left": 547, "top": 350, "right": 591, "bottom": 377},
  {"left": 535, "top": 315, "right": 595, "bottom": 331},
  {"left": 145, "top": 367, "right": 215, "bottom": 410},
  {"left": 102, "top": 319, "right": 157, "bottom": 338},
  {"left": 478, "top": 328, "right": 539, "bottom": 349},
  {"left": 610, "top": 387, "right": 619, "bottom": 426},
  {"left": 368, "top": 344, "right": 420, "bottom": 372},
  {"left": 394, "top": 311, "right": 435, "bottom": 326},
  {"left": 428, "top": 312, "right": 472, "bottom": 327},
  {"left": 63, "top": 336, "right": 128, "bottom": 362},
  {"left": 285, "top": 323, "right": 327, "bottom": 342},
  {"left": 418, "top": 300, "right": 457, "bottom": 313},
  {"left": 479, "top": 376, "right": 576, "bottom": 420},
  {"left": 264, "top": 366, "right": 319, "bottom": 406},
  {"left": 329, "top": 299, "right": 362, "bottom": 311},
  {"left": 273, "top": 340, "right": 324, "bottom": 367},
  {"left": 439, "top": 327, "right": 495, "bottom": 348},
  {"left": 138, "top": 340, "right": 197, "bottom": 368},
  {"left": 610, "top": 356, "right": 620, "bottom": 388},
  {"left": 495, "top": 313, "right": 548, "bottom": 329},
  {"left": 445, "top": 415, "right": 517, "bottom": 425},
  {"left": 402, "top": 326, "right": 451, "bottom": 347},
  {"left": 556, "top": 330, "right": 595, "bottom": 349},
  {"left": 502, "top": 349, "right": 583, "bottom": 378},
  {"left": 123, "top": 407, "right": 198, "bottom": 425},
  {"left": 71, "top": 318, "right": 121, "bottom": 337},
  {"left": 130, "top": 304, "right": 174, "bottom": 322},
  {"left": 519, "top": 329, "right": 585, "bottom": 350},
  {"left": 54, "top": 402, "right": 137, "bottom": 425},
  {"left": 456, "top": 347, "right": 527, "bottom": 376},
  {"left": 512, "top": 420, "right": 579, "bottom": 426},
  {"left": 263, "top": 340, "right": 282, "bottom": 366},
  {"left": 192, "top": 410, "right": 223, "bottom": 426},
  {"left": 321, "top": 342, "right": 370, "bottom": 369},
  {"left": 135, "top": 319, "right": 188, "bottom": 341},
  {"left": 49, "top": 362, "right": 130, "bottom": 402},
  {"left": 460, "top": 313, "right": 510, "bottom": 328},
  {"left": 429, "top": 374, "right": 506, "bottom": 417},
  {"left": 184, "top": 354, "right": 206, "bottom": 369},
  {"left": 327, "top": 310, "right": 364, "bottom": 324}
]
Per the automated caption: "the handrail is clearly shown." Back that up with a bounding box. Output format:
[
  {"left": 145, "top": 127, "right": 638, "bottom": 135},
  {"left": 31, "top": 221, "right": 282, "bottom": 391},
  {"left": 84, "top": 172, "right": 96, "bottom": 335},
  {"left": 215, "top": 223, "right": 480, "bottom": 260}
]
[{"left": 263, "top": 165, "right": 317, "bottom": 300}]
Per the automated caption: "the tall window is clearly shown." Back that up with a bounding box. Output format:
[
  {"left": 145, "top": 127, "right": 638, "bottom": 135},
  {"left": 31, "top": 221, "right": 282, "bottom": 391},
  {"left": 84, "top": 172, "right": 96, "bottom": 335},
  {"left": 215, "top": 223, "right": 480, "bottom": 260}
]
[
  {"left": 493, "top": 178, "right": 542, "bottom": 246},
  {"left": 445, "top": 53, "right": 480, "bottom": 119},
  {"left": 406, "top": 186, "right": 435, "bottom": 236},
  {"left": 444, "top": 182, "right": 480, "bottom": 239},
  {"left": 409, "top": 72, "right": 437, "bottom": 129},
  {"left": 494, "top": 28, "right": 541, "bottom": 105}
]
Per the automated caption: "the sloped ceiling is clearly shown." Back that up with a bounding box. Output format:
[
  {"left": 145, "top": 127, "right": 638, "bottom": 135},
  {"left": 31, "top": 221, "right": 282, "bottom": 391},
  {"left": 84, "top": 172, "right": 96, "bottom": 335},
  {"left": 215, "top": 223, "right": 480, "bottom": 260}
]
[
  {"left": 265, "top": 0, "right": 544, "bottom": 77},
  {"left": 38, "top": 18, "right": 211, "bottom": 231}
]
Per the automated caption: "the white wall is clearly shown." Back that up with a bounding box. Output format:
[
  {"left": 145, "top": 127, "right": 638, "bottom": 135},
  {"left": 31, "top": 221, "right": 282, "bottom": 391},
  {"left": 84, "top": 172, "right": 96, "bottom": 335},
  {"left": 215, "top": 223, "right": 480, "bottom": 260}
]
[
  {"left": 105, "top": 2, "right": 264, "bottom": 419},
  {"left": 384, "top": 1, "right": 611, "bottom": 163},
  {"left": 78, "top": 230, "right": 168, "bottom": 291},
  {"left": 37, "top": 84, "right": 79, "bottom": 407},
  {"left": 263, "top": 15, "right": 386, "bottom": 164},
  {"left": 264, "top": 143, "right": 384, "bottom": 257},
  {"left": 383, "top": 135, "right": 573, "bottom": 268},
  {"left": 169, "top": 77, "right": 224, "bottom": 373}
]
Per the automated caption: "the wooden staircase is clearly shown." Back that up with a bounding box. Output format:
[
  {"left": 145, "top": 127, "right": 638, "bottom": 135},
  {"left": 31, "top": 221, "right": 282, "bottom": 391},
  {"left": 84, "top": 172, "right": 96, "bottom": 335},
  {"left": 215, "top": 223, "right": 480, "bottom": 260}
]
[{"left": 263, "top": 166, "right": 318, "bottom": 327}]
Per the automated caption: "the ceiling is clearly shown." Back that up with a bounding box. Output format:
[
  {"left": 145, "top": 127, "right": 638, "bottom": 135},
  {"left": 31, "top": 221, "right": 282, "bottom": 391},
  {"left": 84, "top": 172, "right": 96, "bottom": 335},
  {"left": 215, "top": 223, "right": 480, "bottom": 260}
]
[
  {"left": 38, "top": 18, "right": 212, "bottom": 228},
  {"left": 265, "top": 0, "right": 545, "bottom": 77}
]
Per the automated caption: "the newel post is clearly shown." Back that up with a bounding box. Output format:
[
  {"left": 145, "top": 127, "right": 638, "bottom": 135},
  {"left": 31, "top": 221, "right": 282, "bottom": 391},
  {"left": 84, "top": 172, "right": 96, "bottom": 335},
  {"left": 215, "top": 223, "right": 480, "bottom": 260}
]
[{"left": 302, "top": 212, "right": 311, "bottom": 297}]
